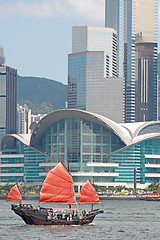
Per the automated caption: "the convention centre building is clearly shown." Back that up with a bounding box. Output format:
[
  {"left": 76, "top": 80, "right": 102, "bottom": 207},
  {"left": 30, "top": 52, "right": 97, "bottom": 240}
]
[{"left": 1, "top": 109, "right": 160, "bottom": 190}]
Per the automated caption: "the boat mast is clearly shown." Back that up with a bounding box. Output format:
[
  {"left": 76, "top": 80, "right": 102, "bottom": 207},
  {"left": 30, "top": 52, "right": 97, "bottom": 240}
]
[
  {"left": 91, "top": 176, "right": 94, "bottom": 211},
  {"left": 67, "top": 159, "right": 70, "bottom": 173},
  {"left": 68, "top": 159, "right": 71, "bottom": 209}
]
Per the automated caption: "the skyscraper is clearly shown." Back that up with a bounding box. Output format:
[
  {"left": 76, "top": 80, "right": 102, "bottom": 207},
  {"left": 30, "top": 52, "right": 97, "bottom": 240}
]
[
  {"left": 0, "top": 47, "right": 17, "bottom": 145},
  {"left": 17, "top": 104, "right": 31, "bottom": 134},
  {"left": 72, "top": 26, "right": 117, "bottom": 77},
  {"left": 105, "top": 0, "right": 158, "bottom": 122},
  {"left": 68, "top": 26, "right": 124, "bottom": 122}
]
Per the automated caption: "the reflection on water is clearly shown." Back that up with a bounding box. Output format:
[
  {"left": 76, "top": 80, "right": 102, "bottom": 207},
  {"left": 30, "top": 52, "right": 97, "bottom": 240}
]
[{"left": 0, "top": 199, "right": 160, "bottom": 240}]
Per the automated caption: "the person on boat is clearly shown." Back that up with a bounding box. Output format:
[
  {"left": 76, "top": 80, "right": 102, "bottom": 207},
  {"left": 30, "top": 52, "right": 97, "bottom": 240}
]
[
  {"left": 67, "top": 214, "right": 70, "bottom": 221},
  {"left": 47, "top": 213, "right": 52, "bottom": 220},
  {"left": 37, "top": 205, "right": 40, "bottom": 210},
  {"left": 69, "top": 211, "right": 72, "bottom": 220},
  {"left": 27, "top": 204, "right": 33, "bottom": 209},
  {"left": 83, "top": 210, "right": 86, "bottom": 216},
  {"left": 62, "top": 213, "right": 66, "bottom": 219},
  {"left": 20, "top": 203, "right": 27, "bottom": 210},
  {"left": 75, "top": 210, "right": 78, "bottom": 217},
  {"left": 52, "top": 213, "right": 57, "bottom": 220},
  {"left": 57, "top": 214, "right": 62, "bottom": 220}
]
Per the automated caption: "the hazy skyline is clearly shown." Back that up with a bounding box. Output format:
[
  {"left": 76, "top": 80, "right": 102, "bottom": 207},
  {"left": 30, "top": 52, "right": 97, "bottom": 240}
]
[{"left": 0, "top": 0, "right": 159, "bottom": 84}]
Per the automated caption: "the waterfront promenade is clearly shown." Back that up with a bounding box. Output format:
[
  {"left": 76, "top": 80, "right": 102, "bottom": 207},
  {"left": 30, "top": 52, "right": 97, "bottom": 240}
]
[{"left": 0, "top": 193, "right": 138, "bottom": 200}]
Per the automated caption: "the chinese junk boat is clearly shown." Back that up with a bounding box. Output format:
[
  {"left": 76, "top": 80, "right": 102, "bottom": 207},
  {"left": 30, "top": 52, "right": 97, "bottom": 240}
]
[
  {"left": 138, "top": 179, "right": 160, "bottom": 201},
  {"left": 7, "top": 162, "right": 103, "bottom": 225}
]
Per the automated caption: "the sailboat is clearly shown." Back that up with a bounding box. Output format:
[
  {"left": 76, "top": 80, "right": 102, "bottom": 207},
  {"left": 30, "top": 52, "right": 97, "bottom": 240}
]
[
  {"left": 138, "top": 178, "right": 160, "bottom": 201},
  {"left": 7, "top": 184, "right": 22, "bottom": 202},
  {"left": 8, "top": 162, "right": 103, "bottom": 225}
]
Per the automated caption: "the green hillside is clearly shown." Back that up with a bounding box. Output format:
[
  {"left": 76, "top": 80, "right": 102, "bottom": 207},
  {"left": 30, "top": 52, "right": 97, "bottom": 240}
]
[{"left": 17, "top": 76, "right": 67, "bottom": 114}]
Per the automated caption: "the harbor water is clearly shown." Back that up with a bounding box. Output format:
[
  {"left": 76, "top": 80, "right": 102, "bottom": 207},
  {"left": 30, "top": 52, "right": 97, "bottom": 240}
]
[{"left": 0, "top": 199, "right": 160, "bottom": 240}]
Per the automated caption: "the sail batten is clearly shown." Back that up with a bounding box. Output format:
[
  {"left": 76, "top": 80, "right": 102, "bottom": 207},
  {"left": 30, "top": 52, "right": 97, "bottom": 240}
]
[
  {"left": 39, "top": 162, "right": 77, "bottom": 204},
  {"left": 42, "top": 182, "right": 73, "bottom": 190},
  {"left": 6, "top": 184, "right": 22, "bottom": 202},
  {"left": 49, "top": 172, "right": 73, "bottom": 183},
  {"left": 79, "top": 180, "right": 100, "bottom": 205}
]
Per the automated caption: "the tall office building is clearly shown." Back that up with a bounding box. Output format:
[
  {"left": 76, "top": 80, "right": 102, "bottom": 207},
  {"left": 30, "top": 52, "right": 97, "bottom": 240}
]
[
  {"left": 68, "top": 26, "right": 124, "bottom": 122},
  {"left": 105, "top": 0, "right": 158, "bottom": 122},
  {"left": 0, "top": 47, "right": 17, "bottom": 145},
  {"left": 17, "top": 104, "right": 31, "bottom": 134},
  {"left": 72, "top": 26, "right": 117, "bottom": 77}
]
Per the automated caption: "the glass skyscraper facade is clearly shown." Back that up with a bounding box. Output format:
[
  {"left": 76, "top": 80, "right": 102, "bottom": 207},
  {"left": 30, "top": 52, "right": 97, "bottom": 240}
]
[
  {"left": 0, "top": 66, "right": 6, "bottom": 144},
  {"left": 105, "top": 0, "right": 158, "bottom": 122},
  {"left": 105, "top": 0, "right": 125, "bottom": 78},
  {"left": 68, "top": 26, "right": 124, "bottom": 122},
  {"left": 72, "top": 26, "right": 117, "bottom": 77},
  {"left": 0, "top": 66, "right": 17, "bottom": 145},
  {"left": 68, "top": 51, "right": 109, "bottom": 110},
  {"left": 0, "top": 139, "right": 46, "bottom": 183},
  {"left": 41, "top": 118, "right": 125, "bottom": 164},
  {"left": 109, "top": 138, "right": 160, "bottom": 184},
  {"left": 68, "top": 51, "right": 124, "bottom": 122}
]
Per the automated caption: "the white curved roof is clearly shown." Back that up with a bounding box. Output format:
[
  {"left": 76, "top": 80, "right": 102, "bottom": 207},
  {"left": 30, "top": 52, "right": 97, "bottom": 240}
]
[
  {"left": 30, "top": 109, "right": 160, "bottom": 147},
  {"left": 2, "top": 110, "right": 160, "bottom": 151},
  {"left": 1, "top": 134, "right": 31, "bottom": 150},
  {"left": 120, "top": 122, "right": 146, "bottom": 137},
  {"left": 121, "top": 121, "right": 160, "bottom": 138},
  {"left": 30, "top": 109, "right": 132, "bottom": 146},
  {"left": 131, "top": 133, "right": 160, "bottom": 146}
]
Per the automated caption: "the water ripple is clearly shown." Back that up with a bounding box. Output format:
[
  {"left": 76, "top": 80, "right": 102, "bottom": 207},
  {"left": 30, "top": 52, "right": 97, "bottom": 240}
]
[{"left": 0, "top": 199, "right": 160, "bottom": 239}]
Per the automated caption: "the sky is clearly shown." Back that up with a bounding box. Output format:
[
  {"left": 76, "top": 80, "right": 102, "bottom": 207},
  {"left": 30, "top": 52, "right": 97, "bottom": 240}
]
[
  {"left": 0, "top": 0, "right": 160, "bottom": 85},
  {"left": 0, "top": 0, "right": 104, "bottom": 84}
]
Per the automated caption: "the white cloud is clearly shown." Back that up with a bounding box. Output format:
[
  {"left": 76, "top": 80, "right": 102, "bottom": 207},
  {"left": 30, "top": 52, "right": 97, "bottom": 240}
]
[
  {"left": 0, "top": 2, "right": 53, "bottom": 19},
  {"left": 67, "top": 0, "right": 104, "bottom": 22},
  {"left": 0, "top": 0, "right": 104, "bottom": 23}
]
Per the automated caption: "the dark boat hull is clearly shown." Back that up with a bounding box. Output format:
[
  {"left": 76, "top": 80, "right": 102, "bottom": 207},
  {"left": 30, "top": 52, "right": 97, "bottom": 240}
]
[
  {"left": 11, "top": 205, "right": 103, "bottom": 225},
  {"left": 138, "top": 194, "right": 160, "bottom": 201},
  {"left": 139, "top": 197, "right": 160, "bottom": 201}
]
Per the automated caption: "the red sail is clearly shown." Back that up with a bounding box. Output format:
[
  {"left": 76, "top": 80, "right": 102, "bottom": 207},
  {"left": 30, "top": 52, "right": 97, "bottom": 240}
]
[
  {"left": 39, "top": 162, "right": 77, "bottom": 204},
  {"left": 6, "top": 185, "right": 22, "bottom": 202},
  {"left": 79, "top": 180, "right": 101, "bottom": 205},
  {"left": 157, "top": 178, "right": 160, "bottom": 194}
]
